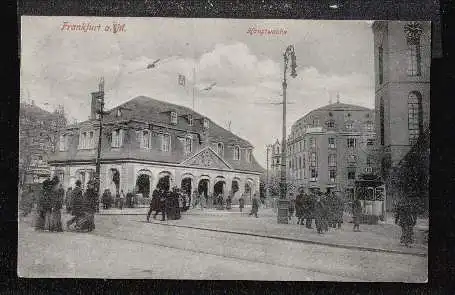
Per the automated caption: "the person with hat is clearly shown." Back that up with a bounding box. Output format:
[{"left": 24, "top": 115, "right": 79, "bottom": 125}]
[
  {"left": 50, "top": 177, "right": 64, "bottom": 232},
  {"left": 66, "top": 180, "right": 84, "bottom": 230}
]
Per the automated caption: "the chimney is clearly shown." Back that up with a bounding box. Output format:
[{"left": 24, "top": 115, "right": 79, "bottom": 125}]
[{"left": 91, "top": 91, "right": 102, "bottom": 120}]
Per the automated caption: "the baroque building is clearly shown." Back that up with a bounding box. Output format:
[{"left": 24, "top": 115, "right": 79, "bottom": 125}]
[
  {"left": 285, "top": 100, "right": 377, "bottom": 199},
  {"left": 48, "top": 92, "right": 263, "bottom": 203},
  {"left": 372, "top": 21, "right": 431, "bottom": 211}
]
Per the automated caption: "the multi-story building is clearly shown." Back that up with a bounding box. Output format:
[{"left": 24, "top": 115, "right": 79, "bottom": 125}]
[
  {"left": 48, "top": 90, "right": 263, "bottom": 202},
  {"left": 19, "top": 101, "right": 66, "bottom": 185},
  {"left": 372, "top": 21, "right": 431, "bottom": 210},
  {"left": 285, "top": 100, "right": 377, "bottom": 199}
]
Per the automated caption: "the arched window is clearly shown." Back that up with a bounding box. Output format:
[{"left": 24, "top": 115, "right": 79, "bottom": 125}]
[
  {"left": 216, "top": 142, "right": 224, "bottom": 157},
  {"left": 184, "top": 136, "right": 192, "bottom": 154},
  {"left": 233, "top": 146, "right": 240, "bottom": 160},
  {"left": 404, "top": 22, "right": 423, "bottom": 76},
  {"left": 408, "top": 91, "right": 423, "bottom": 145}
]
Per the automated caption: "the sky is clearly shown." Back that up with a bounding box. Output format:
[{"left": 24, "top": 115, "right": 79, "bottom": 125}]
[{"left": 20, "top": 16, "right": 375, "bottom": 168}]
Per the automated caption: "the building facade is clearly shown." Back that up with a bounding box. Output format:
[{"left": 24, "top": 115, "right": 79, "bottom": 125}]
[
  {"left": 285, "top": 101, "right": 377, "bottom": 198},
  {"left": 19, "top": 101, "right": 66, "bottom": 185},
  {"left": 48, "top": 94, "right": 263, "bottom": 202},
  {"left": 372, "top": 21, "right": 431, "bottom": 210}
]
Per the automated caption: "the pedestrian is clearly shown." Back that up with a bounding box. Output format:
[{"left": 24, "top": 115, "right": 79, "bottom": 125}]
[
  {"left": 154, "top": 188, "right": 167, "bottom": 221},
  {"left": 352, "top": 198, "right": 362, "bottom": 232},
  {"left": 239, "top": 194, "right": 245, "bottom": 213},
  {"left": 119, "top": 190, "right": 125, "bottom": 210},
  {"left": 147, "top": 187, "right": 160, "bottom": 222},
  {"left": 394, "top": 197, "right": 418, "bottom": 247},
  {"left": 334, "top": 191, "right": 344, "bottom": 229},
  {"left": 34, "top": 180, "right": 50, "bottom": 231},
  {"left": 302, "top": 190, "right": 314, "bottom": 229},
  {"left": 101, "top": 189, "right": 110, "bottom": 209},
  {"left": 320, "top": 192, "right": 329, "bottom": 232},
  {"left": 50, "top": 179, "right": 64, "bottom": 232},
  {"left": 314, "top": 195, "right": 325, "bottom": 234},
  {"left": 83, "top": 180, "right": 98, "bottom": 231},
  {"left": 326, "top": 191, "right": 337, "bottom": 228},
  {"left": 65, "top": 187, "right": 73, "bottom": 214},
  {"left": 249, "top": 193, "right": 259, "bottom": 218},
  {"left": 226, "top": 193, "right": 232, "bottom": 210},
  {"left": 66, "top": 180, "right": 84, "bottom": 230},
  {"left": 192, "top": 190, "right": 199, "bottom": 209},
  {"left": 295, "top": 188, "right": 304, "bottom": 225},
  {"left": 288, "top": 192, "right": 296, "bottom": 222}
]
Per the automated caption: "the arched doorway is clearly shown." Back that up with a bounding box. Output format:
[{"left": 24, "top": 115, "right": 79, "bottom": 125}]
[
  {"left": 157, "top": 175, "right": 170, "bottom": 191},
  {"left": 244, "top": 181, "right": 252, "bottom": 203},
  {"left": 198, "top": 179, "right": 209, "bottom": 199},
  {"left": 136, "top": 174, "right": 150, "bottom": 198},
  {"left": 181, "top": 178, "right": 192, "bottom": 196},
  {"left": 213, "top": 181, "right": 225, "bottom": 205}
]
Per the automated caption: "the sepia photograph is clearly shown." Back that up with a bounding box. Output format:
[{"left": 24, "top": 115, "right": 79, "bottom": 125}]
[{"left": 18, "top": 16, "right": 430, "bottom": 281}]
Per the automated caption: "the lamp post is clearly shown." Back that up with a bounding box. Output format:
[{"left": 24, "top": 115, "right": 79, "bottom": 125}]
[
  {"left": 277, "top": 45, "right": 298, "bottom": 224},
  {"left": 94, "top": 78, "right": 107, "bottom": 202},
  {"left": 266, "top": 144, "right": 272, "bottom": 203}
]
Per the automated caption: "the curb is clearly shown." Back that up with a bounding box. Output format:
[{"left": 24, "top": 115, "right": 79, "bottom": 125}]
[{"left": 142, "top": 221, "right": 427, "bottom": 258}]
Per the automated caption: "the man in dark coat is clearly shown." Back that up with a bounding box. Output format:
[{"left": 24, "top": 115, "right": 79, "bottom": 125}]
[
  {"left": 147, "top": 187, "right": 161, "bottom": 222},
  {"left": 295, "top": 189, "right": 304, "bottom": 225},
  {"left": 352, "top": 198, "right": 362, "bottom": 232},
  {"left": 66, "top": 180, "right": 84, "bottom": 230},
  {"left": 394, "top": 197, "right": 418, "bottom": 247},
  {"left": 50, "top": 180, "right": 64, "bottom": 232},
  {"left": 314, "top": 195, "right": 325, "bottom": 234},
  {"left": 35, "top": 180, "right": 51, "bottom": 230},
  {"left": 334, "top": 192, "right": 344, "bottom": 229},
  {"left": 84, "top": 180, "right": 98, "bottom": 231},
  {"left": 302, "top": 191, "right": 314, "bottom": 229},
  {"left": 154, "top": 188, "right": 167, "bottom": 221},
  {"left": 249, "top": 194, "right": 259, "bottom": 218},
  {"left": 65, "top": 187, "right": 73, "bottom": 213}
]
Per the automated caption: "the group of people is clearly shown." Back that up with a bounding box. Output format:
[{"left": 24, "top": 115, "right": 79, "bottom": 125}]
[
  {"left": 34, "top": 176, "right": 65, "bottom": 232},
  {"left": 101, "top": 189, "right": 127, "bottom": 210},
  {"left": 146, "top": 186, "right": 188, "bottom": 222},
  {"left": 32, "top": 177, "right": 97, "bottom": 232},
  {"left": 287, "top": 189, "right": 346, "bottom": 234}
]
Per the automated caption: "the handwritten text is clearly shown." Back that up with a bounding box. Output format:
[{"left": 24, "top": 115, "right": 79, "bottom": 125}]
[{"left": 61, "top": 22, "right": 127, "bottom": 33}]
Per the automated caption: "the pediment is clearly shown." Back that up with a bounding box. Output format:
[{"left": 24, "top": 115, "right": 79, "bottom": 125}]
[{"left": 180, "top": 147, "right": 232, "bottom": 170}]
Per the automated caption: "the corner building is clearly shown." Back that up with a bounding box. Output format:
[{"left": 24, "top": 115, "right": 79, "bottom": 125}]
[
  {"left": 286, "top": 102, "right": 377, "bottom": 199},
  {"left": 48, "top": 95, "right": 263, "bottom": 203}
]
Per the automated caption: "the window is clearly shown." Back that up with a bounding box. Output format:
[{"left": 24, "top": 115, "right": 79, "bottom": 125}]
[
  {"left": 299, "top": 141, "right": 302, "bottom": 151},
  {"left": 348, "top": 170, "right": 356, "bottom": 180},
  {"left": 326, "top": 120, "right": 335, "bottom": 129},
  {"left": 59, "top": 134, "right": 66, "bottom": 151},
  {"left": 116, "top": 109, "right": 122, "bottom": 117},
  {"left": 329, "top": 170, "right": 336, "bottom": 182},
  {"left": 246, "top": 149, "right": 252, "bottom": 162},
  {"left": 188, "top": 114, "right": 193, "bottom": 126},
  {"left": 233, "top": 146, "right": 240, "bottom": 160},
  {"left": 328, "top": 154, "right": 336, "bottom": 167},
  {"left": 82, "top": 132, "right": 87, "bottom": 148},
  {"left": 142, "top": 130, "right": 150, "bottom": 149},
  {"left": 310, "top": 168, "right": 318, "bottom": 180},
  {"left": 310, "top": 138, "right": 316, "bottom": 149},
  {"left": 405, "top": 22, "right": 423, "bottom": 76},
  {"left": 380, "top": 96, "right": 385, "bottom": 145},
  {"left": 203, "top": 118, "right": 209, "bottom": 129},
  {"left": 367, "top": 155, "right": 373, "bottom": 166},
  {"left": 345, "top": 121, "right": 353, "bottom": 130},
  {"left": 312, "top": 119, "right": 319, "bottom": 127},
  {"left": 408, "top": 91, "right": 423, "bottom": 145},
  {"left": 347, "top": 138, "right": 356, "bottom": 148},
  {"left": 184, "top": 136, "right": 192, "bottom": 154},
  {"left": 328, "top": 137, "right": 336, "bottom": 149},
  {"left": 365, "top": 167, "right": 373, "bottom": 174},
  {"left": 170, "top": 112, "right": 178, "bottom": 125},
  {"left": 111, "top": 129, "right": 123, "bottom": 148},
  {"left": 161, "top": 134, "right": 170, "bottom": 152},
  {"left": 301, "top": 156, "right": 305, "bottom": 168},
  {"left": 276, "top": 158, "right": 280, "bottom": 165},
  {"left": 310, "top": 152, "right": 317, "bottom": 167},
  {"left": 298, "top": 156, "right": 302, "bottom": 169},
  {"left": 378, "top": 46, "right": 384, "bottom": 84},
  {"left": 89, "top": 131, "right": 94, "bottom": 148},
  {"left": 217, "top": 142, "right": 224, "bottom": 156},
  {"left": 367, "top": 138, "right": 374, "bottom": 146},
  {"left": 365, "top": 121, "right": 374, "bottom": 132},
  {"left": 348, "top": 154, "right": 356, "bottom": 163}
]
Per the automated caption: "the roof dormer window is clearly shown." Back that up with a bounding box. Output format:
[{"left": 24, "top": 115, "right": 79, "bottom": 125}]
[
  {"left": 116, "top": 109, "right": 122, "bottom": 117},
  {"left": 170, "top": 112, "right": 178, "bottom": 125},
  {"left": 203, "top": 118, "right": 209, "bottom": 129},
  {"left": 188, "top": 114, "right": 193, "bottom": 126}
]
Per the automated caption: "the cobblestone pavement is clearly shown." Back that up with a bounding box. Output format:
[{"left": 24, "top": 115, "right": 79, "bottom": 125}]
[
  {"left": 97, "top": 207, "right": 428, "bottom": 256},
  {"left": 18, "top": 212, "right": 427, "bottom": 281}
]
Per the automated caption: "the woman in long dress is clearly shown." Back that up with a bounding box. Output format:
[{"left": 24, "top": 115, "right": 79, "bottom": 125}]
[{"left": 50, "top": 180, "right": 64, "bottom": 232}]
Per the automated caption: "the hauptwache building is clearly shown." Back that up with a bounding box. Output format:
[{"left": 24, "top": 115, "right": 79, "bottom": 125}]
[{"left": 48, "top": 91, "right": 263, "bottom": 202}]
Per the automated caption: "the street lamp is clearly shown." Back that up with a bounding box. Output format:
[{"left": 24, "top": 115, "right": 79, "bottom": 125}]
[
  {"left": 277, "top": 45, "right": 298, "bottom": 224},
  {"left": 94, "top": 77, "right": 108, "bottom": 204}
]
